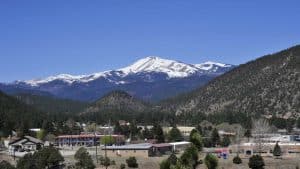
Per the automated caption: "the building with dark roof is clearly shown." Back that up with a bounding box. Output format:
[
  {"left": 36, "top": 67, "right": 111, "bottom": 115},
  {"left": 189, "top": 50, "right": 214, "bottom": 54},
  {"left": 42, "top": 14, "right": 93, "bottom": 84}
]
[{"left": 8, "top": 136, "right": 44, "bottom": 154}]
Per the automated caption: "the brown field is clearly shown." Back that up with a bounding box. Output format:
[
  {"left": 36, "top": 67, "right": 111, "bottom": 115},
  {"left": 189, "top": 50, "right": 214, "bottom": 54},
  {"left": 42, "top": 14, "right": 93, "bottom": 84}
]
[{"left": 2, "top": 149, "right": 300, "bottom": 169}]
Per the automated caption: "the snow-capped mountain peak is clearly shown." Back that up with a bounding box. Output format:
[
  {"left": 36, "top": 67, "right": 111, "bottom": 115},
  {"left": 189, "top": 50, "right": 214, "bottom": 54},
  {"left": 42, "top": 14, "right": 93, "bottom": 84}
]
[
  {"left": 119, "top": 56, "right": 199, "bottom": 78},
  {"left": 18, "top": 56, "right": 234, "bottom": 86},
  {"left": 195, "top": 61, "right": 232, "bottom": 70}
]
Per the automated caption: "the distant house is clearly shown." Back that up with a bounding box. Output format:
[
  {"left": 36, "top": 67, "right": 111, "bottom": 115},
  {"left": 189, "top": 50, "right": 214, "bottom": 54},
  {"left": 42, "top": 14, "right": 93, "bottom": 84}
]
[
  {"left": 163, "top": 126, "right": 195, "bottom": 137},
  {"left": 8, "top": 136, "right": 44, "bottom": 154},
  {"left": 169, "top": 141, "right": 191, "bottom": 152}
]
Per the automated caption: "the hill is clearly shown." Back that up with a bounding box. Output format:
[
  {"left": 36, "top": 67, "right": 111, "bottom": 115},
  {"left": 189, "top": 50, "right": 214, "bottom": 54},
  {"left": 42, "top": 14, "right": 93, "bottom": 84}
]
[
  {"left": 0, "top": 90, "right": 46, "bottom": 136},
  {"left": 80, "top": 91, "right": 171, "bottom": 124},
  {"left": 162, "top": 45, "right": 300, "bottom": 122}
]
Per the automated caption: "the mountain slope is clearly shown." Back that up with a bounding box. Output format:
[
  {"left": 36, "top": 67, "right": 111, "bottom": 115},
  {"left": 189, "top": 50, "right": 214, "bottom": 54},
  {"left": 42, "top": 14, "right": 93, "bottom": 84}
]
[
  {"left": 0, "top": 90, "right": 46, "bottom": 136},
  {"left": 0, "top": 57, "right": 234, "bottom": 102},
  {"left": 162, "top": 45, "right": 300, "bottom": 118},
  {"left": 14, "top": 93, "right": 88, "bottom": 114}
]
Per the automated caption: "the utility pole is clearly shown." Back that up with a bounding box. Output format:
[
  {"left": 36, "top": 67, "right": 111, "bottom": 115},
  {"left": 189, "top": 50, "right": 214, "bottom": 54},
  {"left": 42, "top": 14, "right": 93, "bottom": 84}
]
[
  {"left": 95, "top": 124, "right": 98, "bottom": 163},
  {"left": 103, "top": 119, "right": 111, "bottom": 169}
]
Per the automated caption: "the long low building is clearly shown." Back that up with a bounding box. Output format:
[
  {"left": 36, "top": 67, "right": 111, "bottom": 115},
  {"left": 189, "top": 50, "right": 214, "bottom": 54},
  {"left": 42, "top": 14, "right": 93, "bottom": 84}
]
[
  {"left": 55, "top": 134, "right": 125, "bottom": 147},
  {"left": 102, "top": 141, "right": 190, "bottom": 157}
]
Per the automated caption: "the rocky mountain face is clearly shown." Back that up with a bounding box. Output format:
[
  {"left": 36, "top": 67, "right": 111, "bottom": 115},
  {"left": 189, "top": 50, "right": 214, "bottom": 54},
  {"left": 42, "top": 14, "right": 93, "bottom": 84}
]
[
  {"left": 162, "top": 45, "right": 300, "bottom": 118},
  {"left": 0, "top": 56, "right": 234, "bottom": 102}
]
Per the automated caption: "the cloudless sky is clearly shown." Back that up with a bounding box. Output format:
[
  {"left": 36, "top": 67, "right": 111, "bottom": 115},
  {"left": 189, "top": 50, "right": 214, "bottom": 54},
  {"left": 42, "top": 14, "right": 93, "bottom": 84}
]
[{"left": 0, "top": 0, "right": 299, "bottom": 82}]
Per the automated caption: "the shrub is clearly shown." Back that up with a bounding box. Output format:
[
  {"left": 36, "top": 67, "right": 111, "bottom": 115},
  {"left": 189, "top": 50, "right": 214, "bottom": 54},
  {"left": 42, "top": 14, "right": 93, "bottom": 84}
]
[
  {"left": 168, "top": 152, "right": 178, "bottom": 165},
  {"left": 248, "top": 155, "right": 265, "bottom": 169},
  {"left": 126, "top": 156, "right": 138, "bottom": 168},
  {"left": 120, "top": 163, "right": 126, "bottom": 169},
  {"left": 233, "top": 155, "right": 242, "bottom": 164},
  {"left": 99, "top": 156, "right": 111, "bottom": 167},
  {"left": 160, "top": 159, "right": 171, "bottom": 169},
  {"left": 0, "top": 160, "right": 16, "bottom": 169},
  {"left": 204, "top": 153, "right": 218, "bottom": 169}
]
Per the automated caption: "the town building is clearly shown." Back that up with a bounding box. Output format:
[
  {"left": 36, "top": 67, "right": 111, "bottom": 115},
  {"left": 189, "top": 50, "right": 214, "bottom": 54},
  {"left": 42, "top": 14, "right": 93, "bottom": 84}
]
[
  {"left": 102, "top": 142, "right": 177, "bottom": 157},
  {"left": 8, "top": 136, "right": 44, "bottom": 154},
  {"left": 163, "top": 126, "right": 195, "bottom": 137},
  {"left": 102, "top": 143, "right": 153, "bottom": 158},
  {"left": 55, "top": 134, "right": 125, "bottom": 147}
]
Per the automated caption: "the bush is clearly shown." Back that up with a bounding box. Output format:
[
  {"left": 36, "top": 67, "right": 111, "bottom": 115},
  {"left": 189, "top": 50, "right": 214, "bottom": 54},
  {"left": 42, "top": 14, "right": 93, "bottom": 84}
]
[
  {"left": 120, "top": 163, "right": 126, "bottom": 169},
  {"left": 168, "top": 152, "right": 178, "bottom": 165},
  {"left": 160, "top": 159, "right": 171, "bottom": 169},
  {"left": 233, "top": 155, "right": 242, "bottom": 164},
  {"left": 99, "top": 156, "right": 111, "bottom": 167},
  {"left": 0, "top": 160, "right": 16, "bottom": 169},
  {"left": 248, "top": 155, "right": 265, "bottom": 169},
  {"left": 204, "top": 153, "right": 218, "bottom": 169},
  {"left": 126, "top": 156, "right": 138, "bottom": 168}
]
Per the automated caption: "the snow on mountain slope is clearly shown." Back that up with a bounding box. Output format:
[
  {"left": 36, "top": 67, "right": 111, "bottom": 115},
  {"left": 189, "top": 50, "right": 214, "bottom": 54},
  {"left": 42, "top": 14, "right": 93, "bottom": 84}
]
[
  {"left": 119, "top": 56, "right": 199, "bottom": 78},
  {"left": 19, "top": 56, "right": 234, "bottom": 86}
]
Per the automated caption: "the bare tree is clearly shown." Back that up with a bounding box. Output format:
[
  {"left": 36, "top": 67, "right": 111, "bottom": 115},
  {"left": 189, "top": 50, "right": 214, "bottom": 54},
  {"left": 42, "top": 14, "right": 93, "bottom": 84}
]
[{"left": 252, "top": 118, "right": 271, "bottom": 154}]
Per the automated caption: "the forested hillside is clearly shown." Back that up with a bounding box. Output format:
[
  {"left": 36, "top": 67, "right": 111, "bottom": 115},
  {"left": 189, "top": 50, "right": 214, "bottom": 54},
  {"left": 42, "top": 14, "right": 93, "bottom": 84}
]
[
  {"left": 80, "top": 91, "right": 173, "bottom": 124},
  {"left": 0, "top": 91, "right": 46, "bottom": 136},
  {"left": 162, "top": 45, "right": 300, "bottom": 120},
  {"left": 14, "top": 93, "right": 88, "bottom": 114}
]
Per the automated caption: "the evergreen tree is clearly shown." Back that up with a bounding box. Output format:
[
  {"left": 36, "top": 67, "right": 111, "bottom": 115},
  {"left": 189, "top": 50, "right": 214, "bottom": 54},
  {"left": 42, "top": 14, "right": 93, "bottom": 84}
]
[
  {"left": 204, "top": 153, "right": 218, "bottom": 169},
  {"left": 297, "top": 117, "right": 300, "bottom": 129},
  {"left": 152, "top": 124, "right": 165, "bottom": 143},
  {"left": 273, "top": 142, "right": 281, "bottom": 157},
  {"left": 168, "top": 152, "right": 178, "bottom": 165},
  {"left": 168, "top": 126, "right": 183, "bottom": 142},
  {"left": 248, "top": 155, "right": 265, "bottom": 169},
  {"left": 221, "top": 136, "right": 231, "bottom": 147},
  {"left": 74, "top": 147, "right": 95, "bottom": 169},
  {"left": 195, "top": 125, "right": 203, "bottom": 135},
  {"left": 244, "top": 129, "right": 252, "bottom": 142},
  {"left": 211, "top": 128, "right": 220, "bottom": 147},
  {"left": 142, "top": 126, "right": 154, "bottom": 139},
  {"left": 180, "top": 145, "right": 199, "bottom": 169},
  {"left": 189, "top": 129, "right": 203, "bottom": 151}
]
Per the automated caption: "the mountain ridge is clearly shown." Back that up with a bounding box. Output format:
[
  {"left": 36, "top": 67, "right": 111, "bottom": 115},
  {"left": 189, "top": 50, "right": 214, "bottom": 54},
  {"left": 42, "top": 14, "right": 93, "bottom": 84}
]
[
  {"left": 161, "top": 45, "right": 300, "bottom": 118},
  {"left": 0, "top": 56, "right": 234, "bottom": 102}
]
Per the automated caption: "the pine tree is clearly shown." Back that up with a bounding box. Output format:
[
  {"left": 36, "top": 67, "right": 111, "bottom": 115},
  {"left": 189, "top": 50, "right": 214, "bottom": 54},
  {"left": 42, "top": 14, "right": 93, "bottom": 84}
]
[
  {"left": 211, "top": 128, "right": 220, "bottom": 147},
  {"left": 273, "top": 142, "right": 281, "bottom": 157}
]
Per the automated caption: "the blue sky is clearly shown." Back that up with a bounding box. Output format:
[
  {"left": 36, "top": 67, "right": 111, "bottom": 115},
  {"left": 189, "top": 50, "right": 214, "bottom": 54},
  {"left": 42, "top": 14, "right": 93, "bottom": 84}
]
[{"left": 0, "top": 1, "right": 299, "bottom": 82}]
